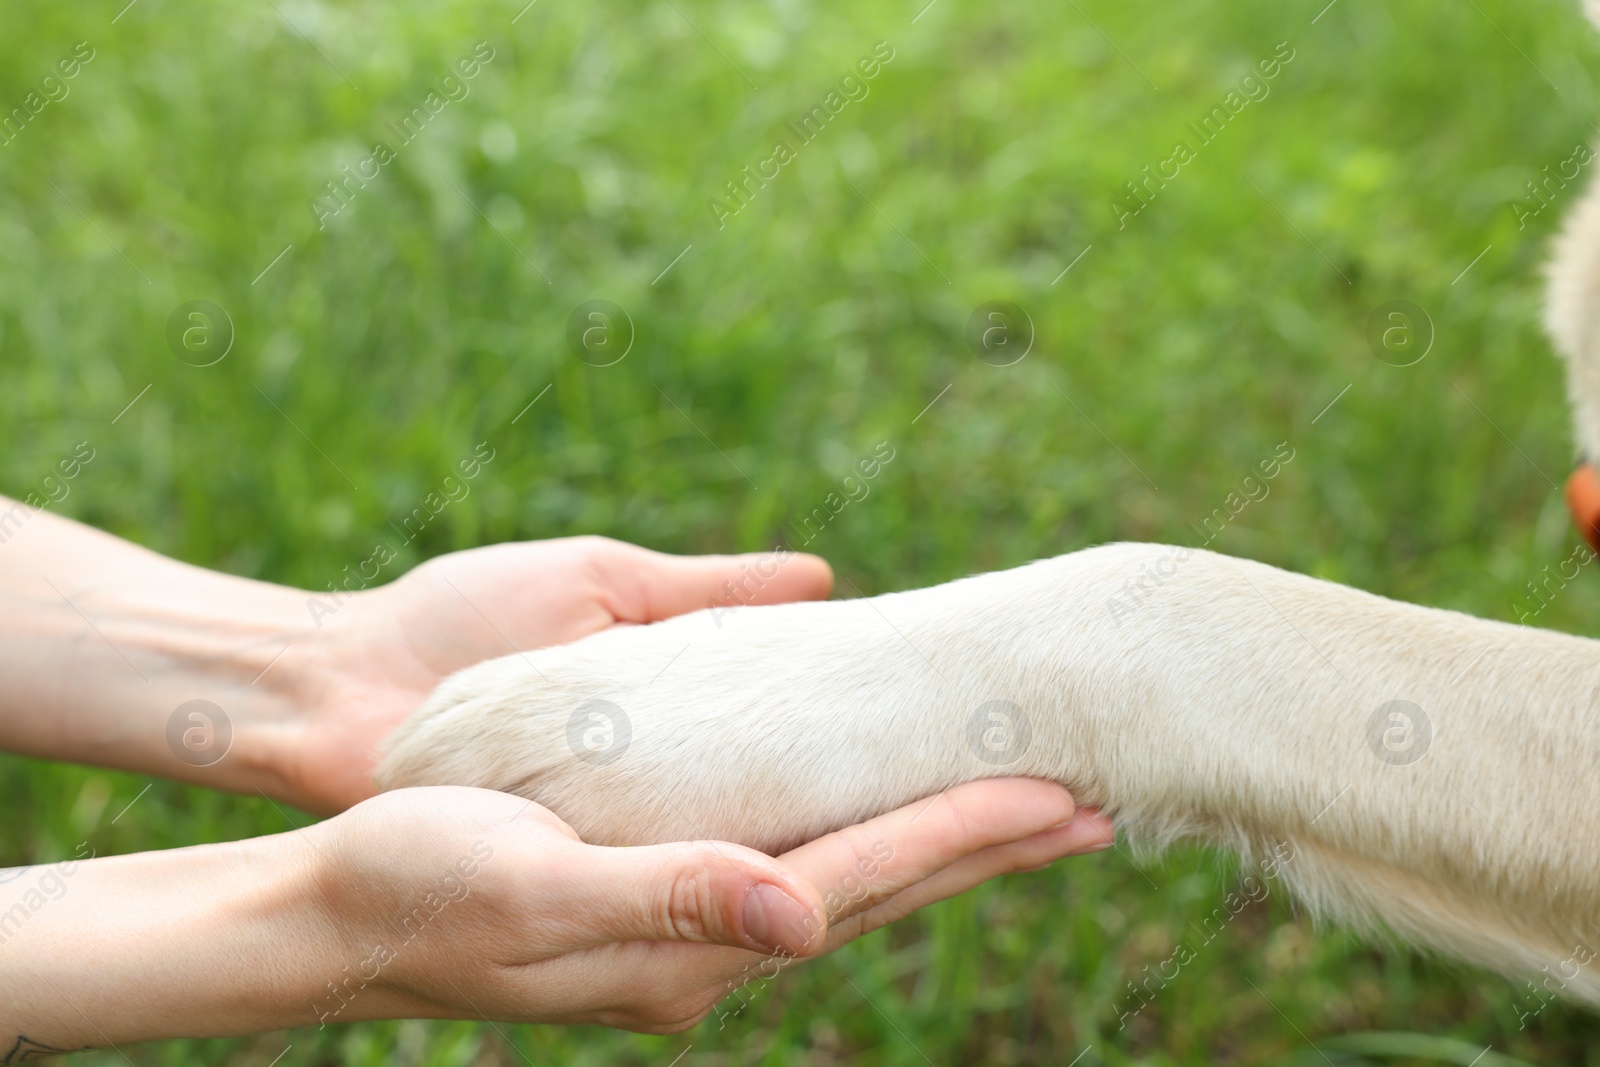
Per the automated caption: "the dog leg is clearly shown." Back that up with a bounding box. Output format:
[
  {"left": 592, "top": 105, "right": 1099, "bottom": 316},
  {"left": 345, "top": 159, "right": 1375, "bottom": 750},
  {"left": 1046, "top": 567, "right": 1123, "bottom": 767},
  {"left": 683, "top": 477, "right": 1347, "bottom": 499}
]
[{"left": 377, "top": 542, "right": 1600, "bottom": 1003}]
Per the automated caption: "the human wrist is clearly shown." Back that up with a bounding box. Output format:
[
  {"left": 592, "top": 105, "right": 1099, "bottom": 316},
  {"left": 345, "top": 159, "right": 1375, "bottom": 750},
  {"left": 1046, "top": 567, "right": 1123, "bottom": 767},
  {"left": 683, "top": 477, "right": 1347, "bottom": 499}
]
[
  {"left": 0, "top": 505, "right": 336, "bottom": 800},
  {"left": 186, "top": 830, "right": 354, "bottom": 1036},
  {"left": 70, "top": 561, "right": 329, "bottom": 799}
]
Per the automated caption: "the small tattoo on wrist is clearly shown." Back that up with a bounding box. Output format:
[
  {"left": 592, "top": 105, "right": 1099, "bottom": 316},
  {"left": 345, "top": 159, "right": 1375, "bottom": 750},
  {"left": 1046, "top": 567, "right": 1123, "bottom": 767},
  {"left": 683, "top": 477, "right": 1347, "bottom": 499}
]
[{"left": 3, "top": 1035, "right": 91, "bottom": 1063}]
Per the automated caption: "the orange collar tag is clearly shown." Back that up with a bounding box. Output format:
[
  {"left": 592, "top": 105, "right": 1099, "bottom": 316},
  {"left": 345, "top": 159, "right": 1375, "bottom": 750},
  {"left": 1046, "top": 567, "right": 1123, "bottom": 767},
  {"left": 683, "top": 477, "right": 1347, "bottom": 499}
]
[{"left": 1566, "top": 464, "right": 1600, "bottom": 556}]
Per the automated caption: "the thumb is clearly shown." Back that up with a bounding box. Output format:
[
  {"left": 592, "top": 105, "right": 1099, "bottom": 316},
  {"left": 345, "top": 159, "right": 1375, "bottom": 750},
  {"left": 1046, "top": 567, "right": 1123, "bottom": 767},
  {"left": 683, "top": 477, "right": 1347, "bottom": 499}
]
[{"left": 584, "top": 840, "right": 827, "bottom": 956}]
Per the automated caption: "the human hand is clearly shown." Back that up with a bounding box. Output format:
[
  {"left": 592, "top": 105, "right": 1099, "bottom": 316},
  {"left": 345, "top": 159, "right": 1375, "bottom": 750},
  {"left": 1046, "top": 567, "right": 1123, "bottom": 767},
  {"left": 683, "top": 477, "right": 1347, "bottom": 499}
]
[
  {"left": 278, "top": 537, "right": 832, "bottom": 813},
  {"left": 0, "top": 503, "right": 833, "bottom": 812},
  {"left": 0, "top": 775, "right": 1110, "bottom": 1049},
  {"left": 311, "top": 779, "right": 1115, "bottom": 1031}
]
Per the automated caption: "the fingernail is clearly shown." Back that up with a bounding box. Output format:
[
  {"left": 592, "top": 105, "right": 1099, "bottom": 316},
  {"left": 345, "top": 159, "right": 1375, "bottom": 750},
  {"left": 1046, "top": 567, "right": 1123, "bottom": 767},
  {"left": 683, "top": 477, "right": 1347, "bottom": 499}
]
[{"left": 743, "top": 883, "right": 817, "bottom": 956}]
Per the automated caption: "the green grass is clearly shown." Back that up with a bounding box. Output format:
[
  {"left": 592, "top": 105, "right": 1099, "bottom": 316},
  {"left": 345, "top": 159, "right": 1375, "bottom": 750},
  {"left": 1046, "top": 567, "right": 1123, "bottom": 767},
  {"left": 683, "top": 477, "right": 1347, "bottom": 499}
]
[{"left": 3, "top": 0, "right": 1600, "bottom": 1061}]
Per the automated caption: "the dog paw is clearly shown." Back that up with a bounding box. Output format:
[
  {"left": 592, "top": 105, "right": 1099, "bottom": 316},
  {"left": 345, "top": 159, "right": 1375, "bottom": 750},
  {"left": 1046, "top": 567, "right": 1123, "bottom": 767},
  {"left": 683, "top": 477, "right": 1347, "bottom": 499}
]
[{"left": 376, "top": 546, "right": 1141, "bottom": 850}]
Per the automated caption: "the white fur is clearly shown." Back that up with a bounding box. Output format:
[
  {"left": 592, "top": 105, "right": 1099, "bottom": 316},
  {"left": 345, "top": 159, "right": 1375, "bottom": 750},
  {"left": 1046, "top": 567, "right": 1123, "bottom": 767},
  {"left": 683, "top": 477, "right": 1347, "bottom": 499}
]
[{"left": 378, "top": 545, "right": 1600, "bottom": 1003}]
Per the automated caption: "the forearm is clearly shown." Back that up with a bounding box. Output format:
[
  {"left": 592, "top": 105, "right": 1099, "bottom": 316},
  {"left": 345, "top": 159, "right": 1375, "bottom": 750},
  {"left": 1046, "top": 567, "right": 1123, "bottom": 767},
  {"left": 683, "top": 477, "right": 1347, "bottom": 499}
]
[
  {"left": 0, "top": 499, "right": 320, "bottom": 798},
  {"left": 0, "top": 831, "right": 352, "bottom": 1048}
]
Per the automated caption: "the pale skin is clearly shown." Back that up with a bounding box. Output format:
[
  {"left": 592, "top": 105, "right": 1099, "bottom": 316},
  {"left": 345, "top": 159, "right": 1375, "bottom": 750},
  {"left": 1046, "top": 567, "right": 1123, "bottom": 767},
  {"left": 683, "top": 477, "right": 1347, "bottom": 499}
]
[{"left": 0, "top": 501, "right": 1114, "bottom": 1051}]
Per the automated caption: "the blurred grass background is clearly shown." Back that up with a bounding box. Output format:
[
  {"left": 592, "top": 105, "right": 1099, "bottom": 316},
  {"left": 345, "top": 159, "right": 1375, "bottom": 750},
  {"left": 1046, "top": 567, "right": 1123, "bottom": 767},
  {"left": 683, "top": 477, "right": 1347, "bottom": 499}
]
[{"left": 3, "top": 0, "right": 1600, "bottom": 1062}]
